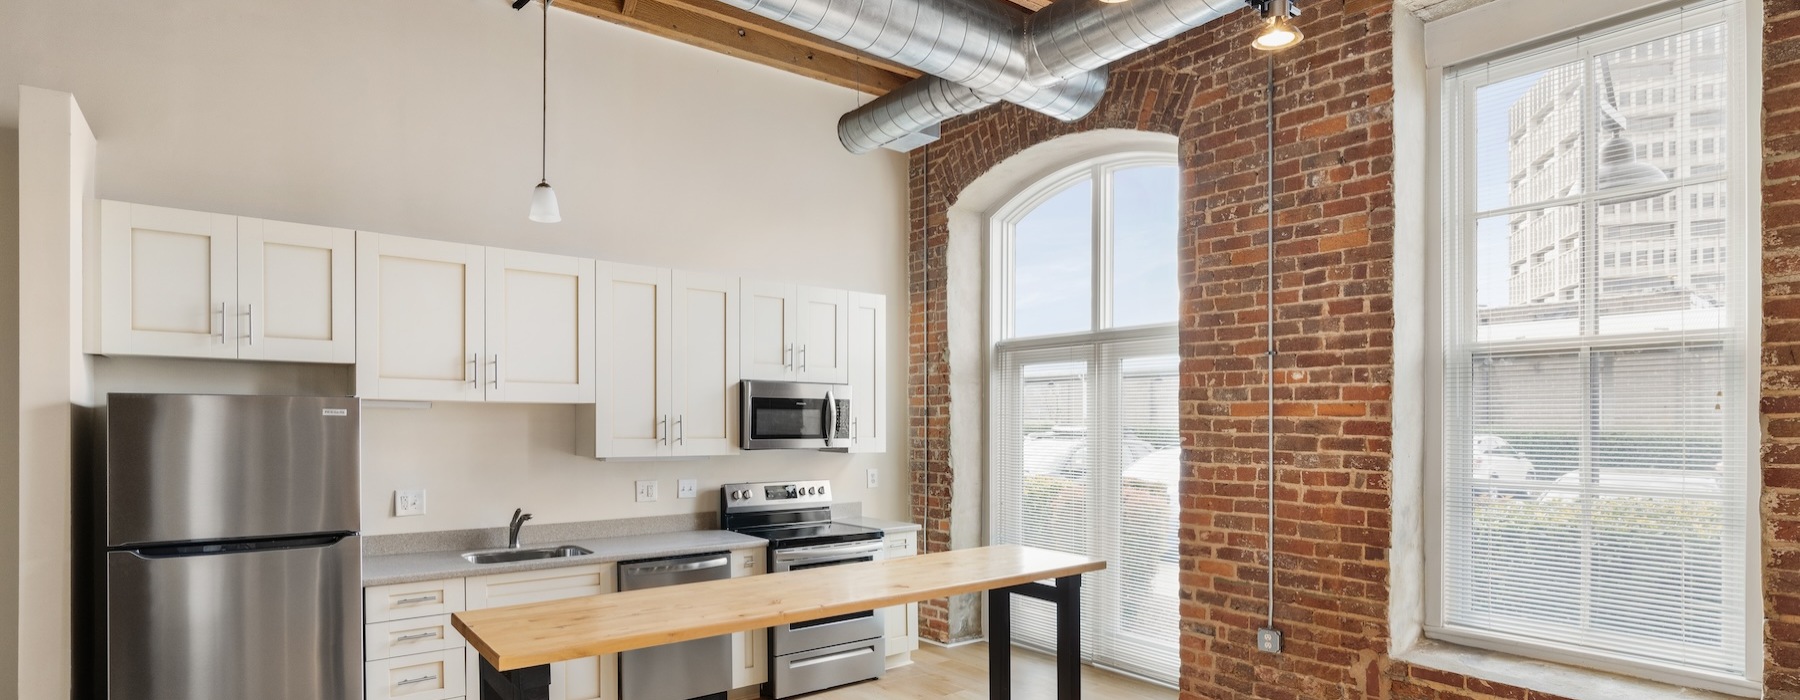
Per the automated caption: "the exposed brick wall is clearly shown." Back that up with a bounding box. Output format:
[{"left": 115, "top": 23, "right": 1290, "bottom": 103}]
[
  {"left": 1764, "top": 3, "right": 1800, "bottom": 699},
  {"left": 905, "top": 0, "right": 1799, "bottom": 697}
]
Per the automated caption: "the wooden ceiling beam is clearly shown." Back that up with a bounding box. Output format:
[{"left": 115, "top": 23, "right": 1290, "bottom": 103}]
[{"left": 551, "top": 0, "right": 916, "bottom": 95}]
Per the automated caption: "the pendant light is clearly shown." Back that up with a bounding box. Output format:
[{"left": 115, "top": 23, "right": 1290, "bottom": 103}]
[
  {"left": 527, "top": 0, "right": 561, "bottom": 223},
  {"left": 1595, "top": 60, "right": 1670, "bottom": 198},
  {"left": 1251, "top": 0, "right": 1302, "bottom": 52}
]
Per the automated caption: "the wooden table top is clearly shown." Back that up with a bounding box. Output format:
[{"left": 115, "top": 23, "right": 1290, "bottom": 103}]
[{"left": 451, "top": 544, "right": 1106, "bottom": 671}]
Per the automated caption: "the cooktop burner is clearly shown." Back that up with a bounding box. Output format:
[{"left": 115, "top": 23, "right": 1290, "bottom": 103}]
[
  {"left": 749, "top": 522, "right": 883, "bottom": 550},
  {"left": 719, "top": 479, "right": 884, "bottom": 549}
]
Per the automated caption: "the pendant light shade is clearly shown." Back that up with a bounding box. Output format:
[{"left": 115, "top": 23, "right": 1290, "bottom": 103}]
[
  {"left": 1251, "top": 0, "right": 1302, "bottom": 51},
  {"left": 530, "top": 181, "right": 561, "bottom": 223}
]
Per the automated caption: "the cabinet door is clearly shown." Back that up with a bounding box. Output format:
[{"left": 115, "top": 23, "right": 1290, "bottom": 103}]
[
  {"left": 729, "top": 548, "right": 768, "bottom": 689},
  {"left": 237, "top": 218, "right": 355, "bottom": 363},
  {"left": 593, "top": 263, "right": 673, "bottom": 458},
  {"left": 98, "top": 200, "right": 238, "bottom": 358},
  {"left": 672, "top": 271, "right": 740, "bottom": 456},
  {"left": 485, "top": 248, "right": 595, "bottom": 404},
  {"left": 795, "top": 286, "right": 848, "bottom": 384},
  {"left": 881, "top": 533, "right": 919, "bottom": 662},
  {"left": 355, "top": 232, "right": 486, "bottom": 401},
  {"left": 847, "top": 292, "right": 887, "bottom": 453},
  {"left": 465, "top": 564, "right": 616, "bottom": 700},
  {"left": 739, "top": 281, "right": 797, "bottom": 381}
]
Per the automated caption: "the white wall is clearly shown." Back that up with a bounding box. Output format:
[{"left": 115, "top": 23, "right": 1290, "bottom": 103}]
[{"left": 0, "top": 0, "right": 911, "bottom": 543}]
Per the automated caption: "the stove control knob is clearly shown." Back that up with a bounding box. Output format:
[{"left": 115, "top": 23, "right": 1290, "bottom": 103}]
[
  {"left": 819, "top": 485, "right": 828, "bottom": 495},
  {"left": 739, "top": 490, "right": 751, "bottom": 500},
  {"left": 810, "top": 487, "right": 820, "bottom": 495},
  {"left": 728, "top": 491, "right": 739, "bottom": 501}
]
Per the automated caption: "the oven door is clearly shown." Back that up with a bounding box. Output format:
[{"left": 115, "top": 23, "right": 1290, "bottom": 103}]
[
  {"left": 770, "top": 541, "right": 886, "bottom": 653},
  {"left": 741, "top": 381, "right": 851, "bottom": 450}
]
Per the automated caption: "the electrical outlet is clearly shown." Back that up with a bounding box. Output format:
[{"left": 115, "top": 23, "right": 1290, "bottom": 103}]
[
  {"left": 867, "top": 468, "right": 879, "bottom": 488},
  {"left": 635, "top": 480, "right": 658, "bottom": 503},
  {"left": 1256, "top": 627, "right": 1282, "bottom": 654},
  {"left": 394, "top": 489, "right": 426, "bottom": 517},
  {"left": 677, "top": 479, "right": 697, "bottom": 499}
]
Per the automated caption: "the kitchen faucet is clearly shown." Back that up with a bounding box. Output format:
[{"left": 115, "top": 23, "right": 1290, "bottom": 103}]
[{"left": 507, "top": 508, "right": 533, "bottom": 549}]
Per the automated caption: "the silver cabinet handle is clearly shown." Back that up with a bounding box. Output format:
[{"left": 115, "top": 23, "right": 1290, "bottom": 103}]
[
  {"left": 466, "top": 354, "right": 478, "bottom": 386},
  {"left": 396, "top": 594, "right": 439, "bottom": 605},
  {"left": 785, "top": 343, "right": 794, "bottom": 370},
  {"left": 660, "top": 415, "right": 668, "bottom": 445},
  {"left": 491, "top": 354, "right": 501, "bottom": 390},
  {"left": 396, "top": 674, "right": 438, "bottom": 687},
  {"left": 243, "top": 304, "right": 255, "bottom": 345},
  {"left": 217, "top": 302, "right": 227, "bottom": 344},
  {"left": 677, "top": 415, "right": 684, "bottom": 445},
  {"left": 800, "top": 344, "right": 807, "bottom": 372},
  {"left": 394, "top": 630, "right": 439, "bottom": 642}
]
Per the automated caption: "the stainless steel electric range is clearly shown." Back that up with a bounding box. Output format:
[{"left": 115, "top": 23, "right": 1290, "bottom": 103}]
[{"left": 720, "top": 480, "right": 886, "bottom": 698}]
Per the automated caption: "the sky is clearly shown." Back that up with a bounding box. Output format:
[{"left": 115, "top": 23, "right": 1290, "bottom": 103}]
[{"left": 1011, "top": 165, "right": 1179, "bottom": 338}]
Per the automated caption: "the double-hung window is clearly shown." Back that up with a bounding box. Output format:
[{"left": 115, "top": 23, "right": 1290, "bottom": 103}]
[
  {"left": 988, "top": 153, "right": 1180, "bottom": 683},
  {"left": 1433, "top": 1, "right": 1758, "bottom": 694}
]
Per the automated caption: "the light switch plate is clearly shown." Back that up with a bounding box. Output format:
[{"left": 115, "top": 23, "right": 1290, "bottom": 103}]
[
  {"left": 394, "top": 489, "right": 426, "bottom": 517},
  {"left": 677, "top": 479, "right": 697, "bottom": 499},
  {"left": 867, "top": 468, "right": 880, "bottom": 488},
  {"left": 635, "top": 480, "right": 658, "bottom": 503}
]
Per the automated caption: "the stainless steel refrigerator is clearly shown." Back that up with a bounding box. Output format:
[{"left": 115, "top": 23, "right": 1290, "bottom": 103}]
[{"left": 99, "top": 393, "right": 361, "bottom": 700}]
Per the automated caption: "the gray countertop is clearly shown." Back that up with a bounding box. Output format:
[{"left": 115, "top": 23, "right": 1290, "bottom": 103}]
[
  {"left": 837, "top": 515, "right": 922, "bottom": 534},
  {"left": 363, "top": 530, "right": 768, "bottom": 586}
]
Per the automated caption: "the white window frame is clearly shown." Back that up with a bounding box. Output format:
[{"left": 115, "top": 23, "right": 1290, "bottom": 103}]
[
  {"left": 1424, "top": 1, "right": 1763, "bottom": 695},
  {"left": 983, "top": 150, "right": 1181, "bottom": 684}
]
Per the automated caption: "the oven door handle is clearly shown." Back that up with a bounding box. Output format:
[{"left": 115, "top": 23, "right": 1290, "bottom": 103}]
[{"left": 774, "top": 542, "right": 884, "bottom": 566}]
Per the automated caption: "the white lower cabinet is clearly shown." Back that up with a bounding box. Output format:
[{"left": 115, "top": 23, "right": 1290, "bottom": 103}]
[
  {"left": 365, "top": 578, "right": 469, "bottom": 700},
  {"left": 729, "top": 548, "right": 769, "bottom": 690},
  {"left": 881, "top": 532, "right": 919, "bottom": 666},
  {"left": 464, "top": 564, "right": 618, "bottom": 700}
]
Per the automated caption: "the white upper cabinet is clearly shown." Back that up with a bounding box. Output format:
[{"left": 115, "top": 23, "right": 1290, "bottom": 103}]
[
  {"left": 740, "top": 280, "right": 797, "bottom": 381},
  {"left": 356, "top": 232, "right": 486, "bottom": 402},
  {"left": 97, "top": 201, "right": 239, "bottom": 358},
  {"left": 741, "top": 282, "right": 847, "bottom": 384},
  {"left": 847, "top": 291, "right": 886, "bottom": 453},
  {"left": 97, "top": 201, "right": 355, "bottom": 363},
  {"left": 484, "top": 248, "right": 595, "bottom": 404},
  {"left": 796, "top": 286, "right": 849, "bottom": 384},
  {"left": 586, "top": 263, "right": 673, "bottom": 459},
  {"left": 237, "top": 218, "right": 356, "bottom": 363},
  {"left": 584, "top": 266, "right": 741, "bottom": 459},
  {"left": 671, "top": 271, "right": 740, "bottom": 457}
]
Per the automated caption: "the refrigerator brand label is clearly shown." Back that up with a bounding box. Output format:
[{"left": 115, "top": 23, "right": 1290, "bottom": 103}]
[{"left": 321, "top": 409, "right": 349, "bottom": 417}]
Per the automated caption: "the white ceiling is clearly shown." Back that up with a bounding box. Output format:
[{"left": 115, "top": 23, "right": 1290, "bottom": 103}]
[{"left": 1400, "top": 0, "right": 1499, "bottom": 21}]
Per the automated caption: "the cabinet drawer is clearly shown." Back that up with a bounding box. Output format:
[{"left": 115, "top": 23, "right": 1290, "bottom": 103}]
[
  {"left": 884, "top": 533, "right": 916, "bottom": 558},
  {"left": 366, "top": 578, "right": 466, "bottom": 623},
  {"left": 366, "top": 614, "right": 465, "bottom": 661},
  {"left": 367, "top": 649, "right": 466, "bottom": 700},
  {"left": 466, "top": 564, "right": 613, "bottom": 608}
]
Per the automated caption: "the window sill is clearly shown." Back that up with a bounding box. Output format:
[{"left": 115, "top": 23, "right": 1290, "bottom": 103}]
[{"left": 1394, "top": 640, "right": 1749, "bottom": 700}]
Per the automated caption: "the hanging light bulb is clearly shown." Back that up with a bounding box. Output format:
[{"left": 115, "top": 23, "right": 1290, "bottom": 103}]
[
  {"left": 1252, "top": 0, "right": 1303, "bottom": 51},
  {"left": 527, "top": 0, "right": 561, "bottom": 223}
]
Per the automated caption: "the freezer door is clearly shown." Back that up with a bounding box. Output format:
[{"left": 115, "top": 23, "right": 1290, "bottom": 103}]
[
  {"left": 106, "top": 393, "right": 359, "bottom": 546},
  {"left": 106, "top": 535, "right": 361, "bottom": 700}
]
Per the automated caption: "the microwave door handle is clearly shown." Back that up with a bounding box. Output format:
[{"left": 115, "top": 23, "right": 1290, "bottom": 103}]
[{"left": 823, "top": 389, "right": 838, "bottom": 448}]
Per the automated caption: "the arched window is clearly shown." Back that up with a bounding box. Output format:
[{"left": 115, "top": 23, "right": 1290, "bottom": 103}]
[{"left": 988, "top": 152, "right": 1180, "bottom": 684}]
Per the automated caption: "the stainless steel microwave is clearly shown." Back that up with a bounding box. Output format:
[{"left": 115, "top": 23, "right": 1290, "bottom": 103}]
[{"left": 740, "top": 380, "right": 852, "bottom": 450}]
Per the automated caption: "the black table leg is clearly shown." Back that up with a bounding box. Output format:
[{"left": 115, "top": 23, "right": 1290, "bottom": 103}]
[
  {"left": 479, "top": 655, "right": 551, "bottom": 700},
  {"left": 989, "top": 574, "right": 1084, "bottom": 700}
]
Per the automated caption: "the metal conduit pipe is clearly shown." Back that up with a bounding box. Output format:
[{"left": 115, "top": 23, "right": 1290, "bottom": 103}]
[{"left": 837, "top": 68, "right": 1109, "bottom": 153}]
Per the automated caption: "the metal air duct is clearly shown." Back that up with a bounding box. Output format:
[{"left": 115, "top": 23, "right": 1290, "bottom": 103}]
[{"left": 838, "top": 69, "right": 1109, "bottom": 153}]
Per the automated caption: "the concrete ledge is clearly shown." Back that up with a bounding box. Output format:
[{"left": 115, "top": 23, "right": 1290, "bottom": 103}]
[{"left": 1395, "top": 640, "right": 1747, "bottom": 700}]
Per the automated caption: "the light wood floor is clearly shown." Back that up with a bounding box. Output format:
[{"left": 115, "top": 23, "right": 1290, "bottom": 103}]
[{"left": 805, "top": 643, "right": 1178, "bottom": 700}]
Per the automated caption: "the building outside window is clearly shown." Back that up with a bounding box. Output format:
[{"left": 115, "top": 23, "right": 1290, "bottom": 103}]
[{"left": 1433, "top": 1, "right": 1758, "bottom": 694}]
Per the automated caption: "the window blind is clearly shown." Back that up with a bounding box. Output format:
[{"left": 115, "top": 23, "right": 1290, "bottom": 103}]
[{"left": 1436, "top": 1, "right": 1754, "bottom": 690}]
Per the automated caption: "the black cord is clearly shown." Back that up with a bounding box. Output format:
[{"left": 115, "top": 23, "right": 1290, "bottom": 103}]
[{"left": 541, "top": 0, "right": 550, "bottom": 183}]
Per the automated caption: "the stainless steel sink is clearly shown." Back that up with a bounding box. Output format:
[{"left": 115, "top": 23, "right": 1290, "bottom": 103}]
[{"left": 462, "top": 545, "right": 593, "bottom": 564}]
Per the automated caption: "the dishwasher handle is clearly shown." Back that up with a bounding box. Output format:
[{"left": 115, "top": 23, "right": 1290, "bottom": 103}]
[{"left": 620, "top": 553, "right": 730, "bottom": 577}]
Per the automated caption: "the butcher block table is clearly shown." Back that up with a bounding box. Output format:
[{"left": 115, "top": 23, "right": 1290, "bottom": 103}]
[{"left": 452, "top": 544, "right": 1105, "bottom": 700}]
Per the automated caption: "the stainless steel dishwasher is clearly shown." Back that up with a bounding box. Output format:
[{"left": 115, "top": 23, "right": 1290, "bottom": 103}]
[{"left": 618, "top": 552, "right": 733, "bottom": 700}]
